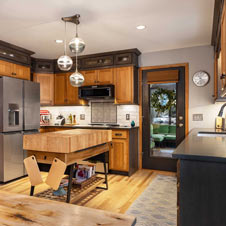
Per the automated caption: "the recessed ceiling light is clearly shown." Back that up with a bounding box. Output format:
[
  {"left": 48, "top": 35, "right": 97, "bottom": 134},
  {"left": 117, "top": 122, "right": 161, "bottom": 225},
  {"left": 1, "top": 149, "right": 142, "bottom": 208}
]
[
  {"left": 55, "top": 40, "right": 63, "bottom": 44},
  {"left": 136, "top": 25, "right": 146, "bottom": 30}
]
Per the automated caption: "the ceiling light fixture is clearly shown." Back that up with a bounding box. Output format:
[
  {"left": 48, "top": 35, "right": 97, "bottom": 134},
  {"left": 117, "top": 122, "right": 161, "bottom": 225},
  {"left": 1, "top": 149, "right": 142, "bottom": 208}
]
[
  {"left": 136, "top": 25, "right": 146, "bottom": 30},
  {"left": 55, "top": 40, "right": 63, "bottom": 43},
  {"left": 57, "top": 22, "right": 73, "bottom": 71},
  {"left": 61, "top": 14, "right": 85, "bottom": 87}
]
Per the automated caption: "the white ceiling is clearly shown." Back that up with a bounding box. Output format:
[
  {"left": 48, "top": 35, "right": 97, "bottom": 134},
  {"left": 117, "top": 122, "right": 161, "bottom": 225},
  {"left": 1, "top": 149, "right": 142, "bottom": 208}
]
[{"left": 0, "top": 0, "right": 215, "bottom": 59}]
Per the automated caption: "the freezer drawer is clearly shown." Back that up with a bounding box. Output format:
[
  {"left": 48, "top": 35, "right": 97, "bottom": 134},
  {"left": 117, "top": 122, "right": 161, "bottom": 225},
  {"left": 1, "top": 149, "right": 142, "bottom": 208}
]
[
  {"left": 0, "top": 132, "right": 24, "bottom": 182},
  {"left": 23, "top": 80, "right": 40, "bottom": 130},
  {"left": 0, "top": 77, "right": 23, "bottom": 132}
]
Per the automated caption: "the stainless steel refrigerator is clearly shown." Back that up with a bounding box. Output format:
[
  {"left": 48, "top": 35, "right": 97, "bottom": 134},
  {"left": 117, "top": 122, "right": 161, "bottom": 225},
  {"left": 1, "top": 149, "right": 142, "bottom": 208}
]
[{"left": 0, "top": 76, "right": 40, "bottom": 182}]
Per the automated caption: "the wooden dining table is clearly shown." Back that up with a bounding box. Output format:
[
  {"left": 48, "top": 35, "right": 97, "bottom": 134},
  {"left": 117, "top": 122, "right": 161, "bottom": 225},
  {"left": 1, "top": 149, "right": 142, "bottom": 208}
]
[{"left": 0, "top": 190, "right": 136, "bottom": 226}]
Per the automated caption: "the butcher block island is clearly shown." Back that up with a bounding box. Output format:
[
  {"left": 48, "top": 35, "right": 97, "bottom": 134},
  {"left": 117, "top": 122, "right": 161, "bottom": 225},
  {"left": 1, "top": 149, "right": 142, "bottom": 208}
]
[
  {"left": 23, "top": 129, "right": 112, "bottom": 203},
  {"left": 23, "top": 129, "right": 112, "bottom": 153}
]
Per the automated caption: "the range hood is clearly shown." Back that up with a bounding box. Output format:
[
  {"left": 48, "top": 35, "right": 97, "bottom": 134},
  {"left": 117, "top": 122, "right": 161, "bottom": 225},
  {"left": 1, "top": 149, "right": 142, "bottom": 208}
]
[{"left": 78, "top": 85, "right": 115, "bottom": 100}]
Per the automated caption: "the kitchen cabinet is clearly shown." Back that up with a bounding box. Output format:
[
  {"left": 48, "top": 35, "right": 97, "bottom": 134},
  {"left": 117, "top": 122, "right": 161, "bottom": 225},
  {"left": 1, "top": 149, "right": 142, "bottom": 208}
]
[
  {"left": 54, "top": 73, "right": 87, "bottom": 106},
  {"left": 109, "top": 128, "right": 138, "bottom": 176},
  {"left": 33, "top": 73, "right": 54, "bottom": 106},
  {"left": 110, "top": 138, "right": 129, "bottom": 172},
  {"left": 12, "top": 64, "right": 30, "bottom": 80},
  {"left": 0, "top": 60, "right": 12, "bottom": 76},
  {"left": 54, "top": 73, "right": 67, "bottom": 105},
  {"left": 98, "top": 68, "right": 114, "bottom": 85},
  {"left": 32, "top": 58, "right": 54, "bottom": 74},
  {"left": 214, "top": 1, "right": 226, "bottom": 101},
  {"left": 0, "top": 60, "right": 30, "bottom": 80},
  {"left": 82, "top": 68, "right": 114, "bottom": 86},
  {"left": 82, "top": 70, "right": 97, "bottom": 86},
  {"left": 114, "top": 66, "right": 138, "bottom": 104},
  {"left": 222, "top": 3, "right": 226, "bottom": 77}
]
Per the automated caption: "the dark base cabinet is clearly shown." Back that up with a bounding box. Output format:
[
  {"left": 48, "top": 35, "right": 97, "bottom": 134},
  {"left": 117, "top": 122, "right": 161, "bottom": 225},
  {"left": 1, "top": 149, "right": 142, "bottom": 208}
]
[{"left": 177, "top": 159, "right": 226, "bottom": 226}]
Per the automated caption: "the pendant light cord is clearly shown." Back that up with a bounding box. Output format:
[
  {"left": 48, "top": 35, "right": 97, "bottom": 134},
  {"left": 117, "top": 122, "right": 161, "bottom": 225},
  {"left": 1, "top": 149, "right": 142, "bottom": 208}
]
[
  {"left": 64, "top": 22, "right": 67, "bottom": 55},
  {"left": 75, "top": 23, "right": 78, "bottom": 72}
]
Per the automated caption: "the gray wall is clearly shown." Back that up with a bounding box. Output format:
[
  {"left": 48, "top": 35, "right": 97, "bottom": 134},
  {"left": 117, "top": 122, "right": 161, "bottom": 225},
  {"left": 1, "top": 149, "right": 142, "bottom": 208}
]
[{"left": 140, "top": 45, "right": 223, "bottom": 130}]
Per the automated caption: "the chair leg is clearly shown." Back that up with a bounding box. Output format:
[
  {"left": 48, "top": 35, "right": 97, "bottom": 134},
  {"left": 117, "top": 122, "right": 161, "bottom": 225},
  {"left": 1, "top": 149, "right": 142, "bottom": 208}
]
[
  {"left": 30, "top": 186, "right": 35, "bottom": 196},
  {"left": 66, "top": 164, "right": 74, "bottom": 203}
]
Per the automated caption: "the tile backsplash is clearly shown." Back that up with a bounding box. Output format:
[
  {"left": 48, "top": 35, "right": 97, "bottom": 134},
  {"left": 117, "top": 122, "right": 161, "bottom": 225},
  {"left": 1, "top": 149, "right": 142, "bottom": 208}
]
[{"left": 41, "top": 103, "right": 139, "bottom": 127}]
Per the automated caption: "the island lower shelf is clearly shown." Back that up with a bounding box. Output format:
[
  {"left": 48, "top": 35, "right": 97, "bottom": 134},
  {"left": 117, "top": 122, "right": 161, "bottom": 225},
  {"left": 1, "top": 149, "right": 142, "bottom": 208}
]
[{"left": 36, "top": 175, "right": 105, "bottom": 204}]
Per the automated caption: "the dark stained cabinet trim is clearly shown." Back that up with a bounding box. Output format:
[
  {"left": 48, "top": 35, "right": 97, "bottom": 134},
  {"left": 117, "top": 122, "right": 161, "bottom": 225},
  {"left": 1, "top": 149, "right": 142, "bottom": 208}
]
[
  {"left": 32, "top": 58, "right": 55, "bottom": 73},
  {"left": 0, "top": 40, "right": 34, "bottom": 66},
  {"left": 32, "top": 48, "right": 141, "bottom": 73},
  {"left": 211, "top": 0, "right": 224, "bottom": 53}
]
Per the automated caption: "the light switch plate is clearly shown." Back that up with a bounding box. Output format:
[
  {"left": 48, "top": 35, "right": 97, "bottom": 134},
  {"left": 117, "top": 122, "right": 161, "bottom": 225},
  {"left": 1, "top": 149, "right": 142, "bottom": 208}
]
[
  {"left": 126, "top": 114, "right": 130, "bottom": 120},
  {"left": 80, "top": 114, "right": 85, "bottom": 120},
  {"left": 192, "top": 114, "right": 203, "bottom": 121}
]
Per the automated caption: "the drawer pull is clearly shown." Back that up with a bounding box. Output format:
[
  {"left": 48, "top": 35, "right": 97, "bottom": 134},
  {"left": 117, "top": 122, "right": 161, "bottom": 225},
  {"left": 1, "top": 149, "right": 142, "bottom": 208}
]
[{"left": 115, "top": 133, "right": 122, "bottom": 136}]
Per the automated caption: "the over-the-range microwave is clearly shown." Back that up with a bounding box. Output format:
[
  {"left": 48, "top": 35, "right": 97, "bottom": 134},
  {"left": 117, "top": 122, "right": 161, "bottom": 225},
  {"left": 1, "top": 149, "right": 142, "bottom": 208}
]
[{"left": 78, "top": 85, "right": 115, "bottom": 99}]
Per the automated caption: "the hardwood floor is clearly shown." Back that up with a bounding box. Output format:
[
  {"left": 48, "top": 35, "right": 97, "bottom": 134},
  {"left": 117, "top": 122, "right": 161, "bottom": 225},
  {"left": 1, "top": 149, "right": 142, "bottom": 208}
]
[{"left": 0, "top": 170, "right": 175, "bottom": 214}]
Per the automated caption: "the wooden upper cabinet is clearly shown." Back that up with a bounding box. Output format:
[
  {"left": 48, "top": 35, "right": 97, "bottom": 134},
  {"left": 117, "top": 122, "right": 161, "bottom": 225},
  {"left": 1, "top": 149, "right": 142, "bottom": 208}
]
[
  {"left": 110, "top": 138, "right": 129, "bottom": 172},
  {"left": 114, "top": 66, "right": 134, "bottom": 104},
  {"left": 33, "top": 73, "right": 54, "bottom": 106},
  {"left": 97, "top": 68, "right": 114, "bottom": 85},
  {"left": 221, "top": 3, "right": 226, "bottom": 75},
  {"left": 55, "top": 73, "right": 67, "bottom": 105},
  {"left": 82, "top": 70, "right": 98, "bottom": 86},
  {"left": 54, "top": 72, "right": 87, "bottom": 106},
  {"left": 12, "top": 64, "right": 30, "bottom": 80},
  {"left": 82, "top": 68, "right": 114, "bottom": 86},
  {"left": 0, "top": 60, "right": 30, "bottom": 80},
  {"left": 0, "top": 60, "right": 12, "bottom": 76},
  {"left": 66, "top": 73, "right": 86, "bottom": 105}
]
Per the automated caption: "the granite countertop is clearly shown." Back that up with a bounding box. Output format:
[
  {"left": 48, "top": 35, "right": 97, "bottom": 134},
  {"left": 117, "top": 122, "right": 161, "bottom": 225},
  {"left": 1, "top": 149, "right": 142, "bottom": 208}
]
[
  {"left": 41, "top": 124, "right": 139, "bottom": 130},
  {"left": 173, "top": 128, "right": 226, "bottom": 163}
]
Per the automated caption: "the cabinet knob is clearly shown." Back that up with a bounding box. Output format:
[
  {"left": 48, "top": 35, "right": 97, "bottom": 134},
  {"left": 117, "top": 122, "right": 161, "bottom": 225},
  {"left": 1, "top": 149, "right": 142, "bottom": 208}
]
[{"left": 178, "top": 123, "right": 184, "bottom": 128}]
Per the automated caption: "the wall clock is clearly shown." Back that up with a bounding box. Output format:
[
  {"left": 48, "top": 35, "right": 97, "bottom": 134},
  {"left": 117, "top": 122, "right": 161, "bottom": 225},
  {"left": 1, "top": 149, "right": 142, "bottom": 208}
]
[{"left": 192, "top": 71, "right": 210, "bottom": 87}]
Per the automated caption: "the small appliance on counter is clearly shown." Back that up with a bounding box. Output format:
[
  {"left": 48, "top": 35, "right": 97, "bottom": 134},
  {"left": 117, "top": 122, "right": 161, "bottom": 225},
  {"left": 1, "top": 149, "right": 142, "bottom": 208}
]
[
  {"left": 55, "top": 115, "right": 65, "bottom": 126},
  {"left": 40, "top": 110, "right": 51, "bottom": 126}
]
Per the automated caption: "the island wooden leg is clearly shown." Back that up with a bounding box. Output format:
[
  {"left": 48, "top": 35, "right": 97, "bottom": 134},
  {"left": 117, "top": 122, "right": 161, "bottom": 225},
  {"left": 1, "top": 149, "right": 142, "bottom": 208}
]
[{"left": 66, "top": 164, "right": 74, "bottom": 203}]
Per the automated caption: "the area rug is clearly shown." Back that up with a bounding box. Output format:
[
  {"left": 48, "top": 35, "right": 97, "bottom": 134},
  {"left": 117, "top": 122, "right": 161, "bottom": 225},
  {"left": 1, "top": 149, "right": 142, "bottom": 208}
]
[{"left": 126, "top": 175, "right": 177, "bottom": 226}]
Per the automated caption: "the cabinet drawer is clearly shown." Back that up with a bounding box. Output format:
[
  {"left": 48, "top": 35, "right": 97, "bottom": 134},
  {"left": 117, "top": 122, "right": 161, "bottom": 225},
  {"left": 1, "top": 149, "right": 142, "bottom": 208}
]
[{"left": 112, "top": 130, "right": 127, "bottom": 139}]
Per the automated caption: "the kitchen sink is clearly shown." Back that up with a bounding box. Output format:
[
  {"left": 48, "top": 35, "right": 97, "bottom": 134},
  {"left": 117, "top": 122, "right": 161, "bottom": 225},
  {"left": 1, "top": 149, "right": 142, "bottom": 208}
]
[{"left": 197, "top": 131, "right": 226, "bottom": 137}]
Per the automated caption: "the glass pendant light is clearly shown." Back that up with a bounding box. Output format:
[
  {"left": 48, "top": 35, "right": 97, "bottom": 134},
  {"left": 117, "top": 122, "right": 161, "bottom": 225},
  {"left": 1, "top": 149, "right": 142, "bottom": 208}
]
[
  {"left": 57, "top": 22, "right": 73, "bottom": 71},
  {"left": 69, "top": 18, "right": 85, "bottom": 54},
  {"left": 69, "top": 51, "right": 84, "bottom": 87}
]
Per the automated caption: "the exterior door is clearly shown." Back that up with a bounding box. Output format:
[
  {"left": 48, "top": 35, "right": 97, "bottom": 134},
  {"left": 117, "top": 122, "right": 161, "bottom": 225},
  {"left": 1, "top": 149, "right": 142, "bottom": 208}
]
[{"left": 142, "top": 66, "right": 186, "bottom": 171}]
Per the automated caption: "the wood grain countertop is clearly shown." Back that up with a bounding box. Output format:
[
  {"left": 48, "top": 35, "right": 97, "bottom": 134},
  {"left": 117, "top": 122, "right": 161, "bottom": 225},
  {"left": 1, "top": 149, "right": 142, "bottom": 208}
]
[
  {"left": 0, "top": 190, "right": 136, "bottom": 226},
  {"left": 23, "top": 129, "right": 112, "bottom": 153}
]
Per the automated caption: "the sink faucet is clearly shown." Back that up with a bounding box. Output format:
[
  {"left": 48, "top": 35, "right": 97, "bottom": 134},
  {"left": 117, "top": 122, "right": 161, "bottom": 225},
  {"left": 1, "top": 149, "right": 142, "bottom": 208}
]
[
  {"left": 218, "top": 103, "right": 226, "bottom": 117},
  {"left": 216, "top": 103, "right": 226, "bottom": 129}
]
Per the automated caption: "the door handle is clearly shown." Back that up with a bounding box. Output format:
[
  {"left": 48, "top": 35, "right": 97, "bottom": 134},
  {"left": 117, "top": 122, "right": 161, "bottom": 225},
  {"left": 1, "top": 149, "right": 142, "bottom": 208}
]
[{"left": 178, "top": 123, "right": 184, "bottom": 127}]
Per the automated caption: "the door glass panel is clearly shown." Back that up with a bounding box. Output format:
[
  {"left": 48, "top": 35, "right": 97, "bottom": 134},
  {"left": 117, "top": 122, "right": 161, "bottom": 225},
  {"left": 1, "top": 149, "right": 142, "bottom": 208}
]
[{"left": 150, "top": 83, "right": 176, "bottom": 158}]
